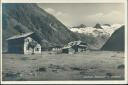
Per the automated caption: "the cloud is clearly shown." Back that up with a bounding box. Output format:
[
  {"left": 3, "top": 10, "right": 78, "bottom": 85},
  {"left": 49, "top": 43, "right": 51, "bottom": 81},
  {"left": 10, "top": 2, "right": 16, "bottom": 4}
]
[
  {"left": 85, "top": 11, "right": 124, "bottom": 25},
  {"left": 39, "top": 3, "right": 124, "bottom": 26},
  {"left": 44, "top": 8, "right": 124, "bottom": 26}
]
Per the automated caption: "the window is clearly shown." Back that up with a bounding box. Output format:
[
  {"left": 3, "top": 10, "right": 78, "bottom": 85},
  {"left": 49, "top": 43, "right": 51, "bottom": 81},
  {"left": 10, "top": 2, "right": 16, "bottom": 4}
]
[{"left": 36, "top": 48, "right": 39, "bottom": 51}]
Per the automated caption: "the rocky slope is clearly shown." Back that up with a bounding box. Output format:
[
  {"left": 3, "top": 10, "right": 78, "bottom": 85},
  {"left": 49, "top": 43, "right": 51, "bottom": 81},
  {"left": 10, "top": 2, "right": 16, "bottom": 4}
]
[
  {"left": 2, "top": 3, "right": 78, "bottom": 51},
  {"left": 101, "top": 26, "right": 124, "bottom": 51}
]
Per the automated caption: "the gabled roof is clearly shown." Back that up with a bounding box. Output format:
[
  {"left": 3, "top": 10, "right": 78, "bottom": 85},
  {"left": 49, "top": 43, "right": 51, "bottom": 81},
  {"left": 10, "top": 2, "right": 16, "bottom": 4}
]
[
  {"left": 62, "top": 40, "right": 87, "bottom": 49},
  {"left": 6, "top": 32, "right": 34, "bottom": 40},
  {"left": 62, "top": 45, "right": 72, "bottom": 49},
  {"left": 68, "top": 40, "right": 82, "bottom": 46}
]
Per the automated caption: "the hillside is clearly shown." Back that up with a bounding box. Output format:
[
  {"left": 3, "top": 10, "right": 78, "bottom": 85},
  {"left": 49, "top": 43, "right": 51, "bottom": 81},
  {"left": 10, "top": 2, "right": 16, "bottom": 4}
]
[
  {"left": 101, "top": 26, "right": 125, "bottom": 51},
  {"left": 2, "top": 3, "right": 78, "bottom": 51}
]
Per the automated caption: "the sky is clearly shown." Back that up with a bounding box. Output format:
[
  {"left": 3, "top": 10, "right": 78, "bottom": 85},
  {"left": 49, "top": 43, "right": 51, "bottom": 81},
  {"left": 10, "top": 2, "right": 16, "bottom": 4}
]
[{"left": 38, "top": 3, "right": 124, "bottom": 27}]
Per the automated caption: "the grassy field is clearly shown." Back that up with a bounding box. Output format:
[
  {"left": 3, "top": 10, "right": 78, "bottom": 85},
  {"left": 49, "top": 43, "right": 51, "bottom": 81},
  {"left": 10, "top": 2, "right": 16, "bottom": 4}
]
[{"left": 2, "top": 51, "right": 124, "bottom": 81}]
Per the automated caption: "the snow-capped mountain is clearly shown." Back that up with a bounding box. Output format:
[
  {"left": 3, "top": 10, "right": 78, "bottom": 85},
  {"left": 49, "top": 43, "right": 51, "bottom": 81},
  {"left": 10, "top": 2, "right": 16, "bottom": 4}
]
[
  {"left": 70, "top": 24, "right": 122, "bottom": 37},
  {"left": 68, "top": 24, "right": 123, "bottom": 49}
]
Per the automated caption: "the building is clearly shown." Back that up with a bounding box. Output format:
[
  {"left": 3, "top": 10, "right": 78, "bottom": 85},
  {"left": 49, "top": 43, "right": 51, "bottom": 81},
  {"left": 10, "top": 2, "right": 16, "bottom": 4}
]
[
  {"left": 52, "top": 46, "right": 62, "bottom": 51},
  {"left": 6, "top": 32, "right": 41, "bottom": 54},
  {"left": 62, "top": 46, "right": 75, "bottom": 54},
  {"left": 62, "top": 41, "right": 88, "bottom": 54}
]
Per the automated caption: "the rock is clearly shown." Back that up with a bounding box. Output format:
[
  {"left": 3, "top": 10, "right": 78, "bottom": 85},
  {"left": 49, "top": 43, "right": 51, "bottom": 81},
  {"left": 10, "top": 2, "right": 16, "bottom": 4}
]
[
  {"left": 117, "top": 64, "right": 124, "bottom": 69},
  {"left": 94, "top": 23, "right": 103, "bottom": 29}
]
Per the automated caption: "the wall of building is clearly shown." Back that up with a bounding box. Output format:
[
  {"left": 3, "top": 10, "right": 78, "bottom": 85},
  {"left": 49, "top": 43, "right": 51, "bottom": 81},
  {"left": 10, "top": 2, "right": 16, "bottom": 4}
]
[
  {"left": 34, "top": 44, "right": 41, "bottom": 54},
  {"left": 24, "top": 37, "right": 41, "bottom": 54},
  {"left": 7, "top": 39, "right": 24, "bottom": 53},
  {"left": 69, "top": 48, "right": 75, "bottom": 54}
]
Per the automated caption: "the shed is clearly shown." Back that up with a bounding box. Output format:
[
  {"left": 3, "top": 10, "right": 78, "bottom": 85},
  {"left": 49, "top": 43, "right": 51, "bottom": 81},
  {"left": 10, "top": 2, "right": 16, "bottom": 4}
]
[{"left": 6, "top": 32, "right": 41, "bottom": 54}]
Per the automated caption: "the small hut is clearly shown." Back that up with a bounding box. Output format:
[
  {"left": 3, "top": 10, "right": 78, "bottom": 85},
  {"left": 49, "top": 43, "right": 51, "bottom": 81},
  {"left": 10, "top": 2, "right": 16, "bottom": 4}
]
[
  {"left": 62, "top": 41, "right": 88, "bottom": 54},
  {"left": 6, "top": 32, "right": 41, "bottom": 54}
]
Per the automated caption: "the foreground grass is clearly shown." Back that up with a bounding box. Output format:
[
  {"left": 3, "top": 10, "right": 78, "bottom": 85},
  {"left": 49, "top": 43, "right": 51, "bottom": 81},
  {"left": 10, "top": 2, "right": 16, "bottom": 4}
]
[{"left": 2, "top": 51, "right": 124, "bottom": 81}]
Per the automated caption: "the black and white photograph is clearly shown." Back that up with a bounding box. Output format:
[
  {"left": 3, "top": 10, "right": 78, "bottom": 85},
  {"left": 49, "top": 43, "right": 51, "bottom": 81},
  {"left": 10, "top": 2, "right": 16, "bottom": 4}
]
[{"left": 0, "top": 0, "right": 127, "bottom": 84}]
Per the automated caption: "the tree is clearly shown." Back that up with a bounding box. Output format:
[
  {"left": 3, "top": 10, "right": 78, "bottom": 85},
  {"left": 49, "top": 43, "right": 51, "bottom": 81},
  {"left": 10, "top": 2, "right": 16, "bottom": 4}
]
[{"left": 14, "top": 25, "right": 25, "bottom": 33}]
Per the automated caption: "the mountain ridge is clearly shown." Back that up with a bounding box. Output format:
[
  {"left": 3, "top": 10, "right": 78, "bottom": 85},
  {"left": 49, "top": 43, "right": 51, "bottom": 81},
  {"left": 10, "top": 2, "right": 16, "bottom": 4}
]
[{"left": 101, "top": 25, "right": 124, "bottom": 51}]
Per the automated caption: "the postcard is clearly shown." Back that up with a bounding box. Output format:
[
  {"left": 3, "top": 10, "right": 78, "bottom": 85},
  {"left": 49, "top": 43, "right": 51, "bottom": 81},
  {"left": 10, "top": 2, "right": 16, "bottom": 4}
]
[{"left": 1, "top": 0, "right": 127, "bottom": 84}]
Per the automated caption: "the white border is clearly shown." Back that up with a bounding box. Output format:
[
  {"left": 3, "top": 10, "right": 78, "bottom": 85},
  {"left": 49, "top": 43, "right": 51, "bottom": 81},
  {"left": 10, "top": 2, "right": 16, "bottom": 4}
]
[
  {"left": 1, "top": 0, "right": 128, "bottom": 84},
  {"left": 125, "top": 0, "right": 128, "bottom": 84},
  {"left": 2, "top": 0, "right": 125, "bottom": 3},
  {"left": 0, "top": 2, "right": 2, "bottom": 84}
]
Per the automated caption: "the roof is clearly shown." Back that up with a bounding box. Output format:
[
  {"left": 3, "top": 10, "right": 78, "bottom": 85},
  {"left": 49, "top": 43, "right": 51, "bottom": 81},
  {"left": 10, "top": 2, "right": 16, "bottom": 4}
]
[
  {"left": 68, "top": 40, "right": 82, "bottom": 46},
  {"left": 78, "top": 45, "right": 88, "bottom": 48},
  {"left": 63, "top": 41, "right": 81, "bottom": 49},
  {"left": 62, "top": 45, "right": 72, "bottom": 49},
  {"left": 6, "top": 32, "right": 34, "bottom": 40},
  {"left": 62, "top": 40, "right": 87, "bottom": 49}
]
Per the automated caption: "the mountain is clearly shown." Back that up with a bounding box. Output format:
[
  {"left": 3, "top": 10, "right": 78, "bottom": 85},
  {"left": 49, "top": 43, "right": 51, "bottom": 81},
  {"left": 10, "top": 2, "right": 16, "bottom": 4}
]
[
  {"left": 101, "top": 26, "right": 125, "bottom": 51},
  {"left": 2, "top": 3, "right": 78, "bottom": 51},
  {"left": 94, "top": 23, "right": 103, "bottom": 29},
  {"left": 69, "top": 24, "right": 123, "bottom": 49},
  {"left": 72, "top": 24, "right": 86, "bottom": 28},
  {"left": 70, "top": 24, "right": 122, "bottom": 35}
]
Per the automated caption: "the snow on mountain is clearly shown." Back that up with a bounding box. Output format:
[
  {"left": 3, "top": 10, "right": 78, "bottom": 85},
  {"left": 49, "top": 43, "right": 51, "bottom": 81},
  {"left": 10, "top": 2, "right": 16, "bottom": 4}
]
[{"left": 69, "top": 24, "right": 122, "bottom": 37}]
